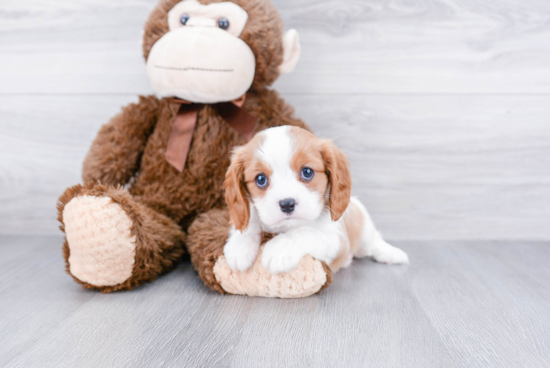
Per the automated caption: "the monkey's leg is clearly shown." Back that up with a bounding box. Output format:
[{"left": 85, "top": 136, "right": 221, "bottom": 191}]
[
  {"left": 58, "top": 182, "right": 185, "bottom": 293},
  {"left": 187, "top": 208, "right": 333, "bottom": 298}
]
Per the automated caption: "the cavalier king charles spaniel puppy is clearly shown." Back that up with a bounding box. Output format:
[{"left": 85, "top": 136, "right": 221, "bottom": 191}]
[{"left": 223, "top": 126, "right": 409, "bottom": 274}]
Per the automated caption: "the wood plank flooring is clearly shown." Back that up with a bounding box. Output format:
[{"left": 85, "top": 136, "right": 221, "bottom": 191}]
[{"left": 0, "top": 236, "right": 549, "bottom": 368}]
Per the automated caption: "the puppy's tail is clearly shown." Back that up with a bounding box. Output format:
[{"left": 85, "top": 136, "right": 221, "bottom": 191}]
[{"left": 343, "top": 197, "right": 409, "bottom": 265}]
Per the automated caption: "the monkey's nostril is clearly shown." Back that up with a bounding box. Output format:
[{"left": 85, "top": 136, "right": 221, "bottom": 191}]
[{"left": 279, "top": 198, "right": 296, "bottom": 214}]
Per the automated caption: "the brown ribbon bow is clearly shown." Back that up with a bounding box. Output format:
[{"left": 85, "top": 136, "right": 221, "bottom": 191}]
[{"left": 165, "top": 95, "right": 259, "bottom": 172}]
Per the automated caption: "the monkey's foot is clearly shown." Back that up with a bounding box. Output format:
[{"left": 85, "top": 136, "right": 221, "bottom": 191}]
[
  {"left": 58, "top": 182, "right": 185, "bottom": 293},
  {"left": 63, "top": 195, "right": 137, "bottom": 287},
  {"left": 214, "top": 246, "right": 331, "bottom": 298},
  {"left": 187, "top": 208, "right": 332, "bottom": 298}
]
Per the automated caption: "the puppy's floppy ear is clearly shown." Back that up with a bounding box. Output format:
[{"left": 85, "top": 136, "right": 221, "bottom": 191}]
[
  {"left": 321, "top": 140, "right": 352, "bottom": 221},
  {"left": 224, "top": 146, "right": 250, "bottom": 231}
]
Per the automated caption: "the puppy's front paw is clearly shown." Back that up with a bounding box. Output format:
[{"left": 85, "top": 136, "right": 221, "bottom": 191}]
[
  {"left": 261, "top": 235, "right": 304, "bottom": 274},
  {"left": 224, "top": 234, "right": 261, "bottom": 272},
  {"left": 372, "top": 240, "right": 409, "bottom": 264}
]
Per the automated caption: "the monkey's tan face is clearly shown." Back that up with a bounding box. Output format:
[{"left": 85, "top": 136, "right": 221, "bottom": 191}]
[{"left": 146, "top": 0, "right": 256, "bottom": 103}]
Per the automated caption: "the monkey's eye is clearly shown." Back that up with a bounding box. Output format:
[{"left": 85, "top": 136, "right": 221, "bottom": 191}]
[
  {"left": 301, "top": 167, "right": 315, "bottom": 181},
  {"left": 217, "top": 17, "right": 230, "bottom": 30},
  {"left": 180, "top": 14, "right": 190, "bottom": 25},
  {"left": 255, "top": 174, "right": 268, "bottom": 189}
]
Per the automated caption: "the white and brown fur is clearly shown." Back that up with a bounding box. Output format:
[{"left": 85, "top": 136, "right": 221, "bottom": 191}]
[{"left": 223, "top": 126, "right": 409, "bottom": 274}]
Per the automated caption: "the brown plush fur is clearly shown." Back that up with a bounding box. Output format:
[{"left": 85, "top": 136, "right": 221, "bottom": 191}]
[
  {"left": 58, "top": 182, "right": 185, "bottom": 293},
  {"left": 82, "top": 96, "right": 160, "bottom": 186},
  {"left": 58, "top": 0, "right": 331, "bottom": 294},
  {"left": 186, "top": 208, "right": 231, "bottom": 294}
]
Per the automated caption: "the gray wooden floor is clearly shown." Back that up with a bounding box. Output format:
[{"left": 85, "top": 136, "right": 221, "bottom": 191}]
[{"left": 1, "top": 236, "right": 549, "bottom": 368}]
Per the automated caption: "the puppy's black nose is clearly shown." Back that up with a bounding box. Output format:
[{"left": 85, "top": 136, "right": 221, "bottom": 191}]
[{"left": 279, "top": 198, "right": 296, "bottom": 214}]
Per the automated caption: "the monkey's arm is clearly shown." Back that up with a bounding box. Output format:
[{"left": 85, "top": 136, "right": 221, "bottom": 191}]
[{"left": 82, "top": 95, "right": 160, "bottom": 186}]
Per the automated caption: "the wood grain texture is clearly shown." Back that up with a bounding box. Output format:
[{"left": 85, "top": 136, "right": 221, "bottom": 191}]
[
  {"left": 1, "top": 95, "right": 549, "bottom": 240},
  {"left": 407, "top": 242, "right": 550, "bottom": 367},
  {"left": 2, "top": 0, "right": 550, "bottom": 95},
  {"left": 287, "top": 94, "right": 550, "bottom": 240},
  {"left": 0, "top": 0, "right": 549, "bottom": 239},
  {"left": 273, "top": 0, "right": 550, "bottom": 94},
  {"left": 0, "top": 95, "right": 139, "bottom": 234},
  {"left": 1, "top": 236, "right": 549, "bottom": 368}
]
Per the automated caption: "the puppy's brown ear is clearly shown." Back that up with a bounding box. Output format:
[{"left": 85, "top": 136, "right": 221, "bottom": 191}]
[
  {"left": 224, "top": 147, "right": 250, "bottom": 231},
  {"left": 321, "top": 140, "right": 352, "bottom": 221}
]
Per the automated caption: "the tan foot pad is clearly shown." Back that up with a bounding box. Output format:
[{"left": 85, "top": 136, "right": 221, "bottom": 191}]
[
  {"left": 63, "top": 195, "right": 136, "bottom": 287},
  {"left": 213, "top": 247, "right": 328, "bottom": 298}
]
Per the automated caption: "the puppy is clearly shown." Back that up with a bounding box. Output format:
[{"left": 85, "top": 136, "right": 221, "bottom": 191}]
[{"left": 223, "top": 126, "right": 409, "bottom": 274}]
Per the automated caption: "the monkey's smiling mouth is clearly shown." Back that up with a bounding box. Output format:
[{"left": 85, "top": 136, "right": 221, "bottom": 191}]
[{"left": 154, "top": 65, "right": 234, "bottom": 72}]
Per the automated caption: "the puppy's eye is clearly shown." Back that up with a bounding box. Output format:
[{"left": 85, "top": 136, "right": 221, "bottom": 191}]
[
  {"left": 217, "top": 17, "right": 230, "bottom": 30},
  {"left": 180, "top": 14, "right": 190, "bottom": 25},
  {"left": 255, "top": 174, "right": 268, "bottom": 189},
  {"left": 301, "top": 167, "right": 315, "bottom": 181}
]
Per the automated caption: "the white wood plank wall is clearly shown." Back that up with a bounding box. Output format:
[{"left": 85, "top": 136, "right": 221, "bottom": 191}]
[{"left": 0, "top": 0, "right": 549, "bottom": 240}]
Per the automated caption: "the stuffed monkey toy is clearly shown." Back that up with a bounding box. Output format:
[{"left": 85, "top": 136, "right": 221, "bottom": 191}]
[{"left": 57, "top": 0, "right": 333, "bottom": 297}]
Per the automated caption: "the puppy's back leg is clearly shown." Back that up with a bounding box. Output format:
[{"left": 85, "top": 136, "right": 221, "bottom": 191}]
[{"left": 348, "top": 197, "right": 409, "bottom": 264}]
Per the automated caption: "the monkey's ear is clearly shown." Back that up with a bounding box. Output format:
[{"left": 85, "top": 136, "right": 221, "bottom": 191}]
[{"left": 279, "top": 29, "right": 301, "bottom": 74}]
